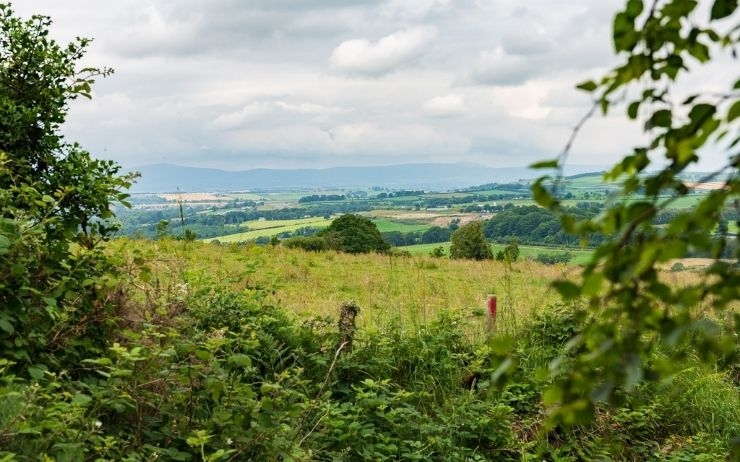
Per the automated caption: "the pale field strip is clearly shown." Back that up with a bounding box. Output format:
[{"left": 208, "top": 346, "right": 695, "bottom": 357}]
[
  {"left": 157, "top": 193, "right": 231, "bottom": 202},
  {"left": 686, "top": 182, "right": 727, "bottom": 190}
]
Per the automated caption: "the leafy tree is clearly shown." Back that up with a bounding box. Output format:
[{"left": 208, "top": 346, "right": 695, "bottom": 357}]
[
  {"left": 318, "top": 213, "right": 390, "bottom": 254},
  {"left": 429, "top": 245, "right": 446, "bottom": 258},
  {"left": 449, "top": 221, "right": 493, "bottom": 260},
  {"left": 0, "top": 4, "right": 133, "bottom": 371},
  {"left": 530, "top": 0, "right": 739, "bottom": 438},
  {"left": 421, "top": 225, "right": 452, "bottom": 244},
  {"left": 495, "top": 239, "right": 520, "bottom": 262}
]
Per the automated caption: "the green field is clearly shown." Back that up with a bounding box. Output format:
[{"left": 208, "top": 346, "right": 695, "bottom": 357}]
[
  {"left": 372, "top": 218, "right": 432, "bottom": 233},
  {"left": 399, "top": 241, "right": 592, "bottom": 264},
  {"left": 204, "top": 217, "right": 332, "bottom": 242}
]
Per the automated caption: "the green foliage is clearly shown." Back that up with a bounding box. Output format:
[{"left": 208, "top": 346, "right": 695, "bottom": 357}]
[
  {"left": 534, "top": 252, "right": 572, "bottom": 265},
  {"left": 429, "top": 245, "right": 446, "bottom": 258},
  {"left": 0, "top": 4, "right": 134, "bottom": 371},
  {"left": 450, "top": 221, "right": 493, "bottom": 260},
  {"left": 283, "top": 235, "right": 330, "bottom": 252},
  {"left": 496, "top": 240, "right": 520, "bottom": 262},
  {"left": 530, "top": 0, "right": 740, "bottom": 451},
  {"left": 318, "top": 213, "right": 391, "bottom": 254}
]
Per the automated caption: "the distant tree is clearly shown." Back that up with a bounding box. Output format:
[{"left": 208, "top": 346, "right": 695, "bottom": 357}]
[
  {"left": 495, "top": 240, "right": 520, "bottom": 262},
  {"left": 429, "top": 246, "right": 446, "bottom": 258},
  {"left": 534, "top": 252, "right": 572, "bottom": 265},
  {"left": 318, "top": 214, "right": 390, "bottom": 254},
  {"left": 421, "top": 226, "right": 452, "bottom": 244},
  {"left": 283, "top": 236, "right": 329, "bottom": 252},
  {"left": 449, "top": 221, "right": 493, "bottom": 260}
]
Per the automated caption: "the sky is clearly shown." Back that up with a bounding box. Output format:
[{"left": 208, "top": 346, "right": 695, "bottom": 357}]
[{"left": 11, "top": 1, "right": 736, "bottom": 171}]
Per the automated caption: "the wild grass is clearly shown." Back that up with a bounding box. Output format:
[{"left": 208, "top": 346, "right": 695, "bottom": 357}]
[{"left": 112, "top": 238, "right": 577, "bottom": 340}]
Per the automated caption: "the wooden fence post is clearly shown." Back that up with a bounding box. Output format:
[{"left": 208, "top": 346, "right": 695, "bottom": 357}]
[{"left": 338, "top": 301, "right": 359, "bottom": 354}]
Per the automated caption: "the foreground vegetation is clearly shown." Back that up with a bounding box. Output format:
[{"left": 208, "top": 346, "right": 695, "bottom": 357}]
[
  {"left": 0, "top": 1, "right": 737, "bottom": 460},
  {"left": 3, "top": 240, "right": 737, "bottom": 460}
]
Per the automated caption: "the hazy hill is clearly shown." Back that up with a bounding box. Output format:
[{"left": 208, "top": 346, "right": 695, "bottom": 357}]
[{"left": 126, "top": 163, "right": 607, "bottom": 193}]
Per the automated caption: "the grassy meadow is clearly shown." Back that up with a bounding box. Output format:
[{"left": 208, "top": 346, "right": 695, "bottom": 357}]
[{"left": 113, "top": 238, "right": 576, "bottom": 340}]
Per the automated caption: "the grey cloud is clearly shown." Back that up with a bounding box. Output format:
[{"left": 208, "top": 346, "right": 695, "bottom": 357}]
[
  {"left": 17, "top": 0, "right": 724, "bottom": 172},
  {"left": 471, "top": 48, "right": 542, "bottom": 86}
]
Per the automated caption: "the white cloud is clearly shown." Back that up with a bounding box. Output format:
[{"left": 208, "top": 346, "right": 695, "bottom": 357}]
[
  {"left": 330, "top": 26, "right": 438, "bottom": 76},
  {"left": 423, "top": 94, "right": 466, "bottom": 117},
  {"left": 380, "top": 0, "right": 451, "bottom": 20},
  {"left": 471, "top": 47, "right": 538, "bottom": 86},
  {"left": 210, "top": 101, "right": 349, "bottom": 130},
  {"left": 329, "top": 123, "right": 470, "bottom": 157}
]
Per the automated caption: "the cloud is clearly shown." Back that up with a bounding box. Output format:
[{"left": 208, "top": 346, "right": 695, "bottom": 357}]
[
  {"left": 500, "top": 28, "right": 552, "bottom": 56},
  {"left": 210, "top": 100, "right": 349, "bottom": 130},
  {"left": 423, "top": 94, "right": 466, "bottom": 117},
  {"left": 328, "top": 123, "right": 470, "bottom": 158},
  {"left": 471, "top": 47, "right": 540, "bottom": 86},
  {"left": 380, "top": 0, "right": 451, "bottom": 20},
  {"left": 330, "top": 26, "right": 437, "bottom": 76},
  {"left": 17, "top": 0, "right": 733, "bottom": 172}
]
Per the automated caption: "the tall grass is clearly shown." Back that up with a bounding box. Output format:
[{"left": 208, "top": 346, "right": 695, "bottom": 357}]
[{"left": 112, "top": 239, "right": 576, "bottom": 340}]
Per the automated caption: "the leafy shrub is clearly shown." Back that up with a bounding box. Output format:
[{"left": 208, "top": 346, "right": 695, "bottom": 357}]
[
  {"left": 429, "top": 245, "right": 446, "bottom": 258},
  {"left": 495, "top": 240, "right": 520, "bottom": 262},
  {"left": 318, "top": 214, "right": 390, "bottom": 254},
  {"left": 283, "top": 235, "right": 329, "bottom": 252},
  {"left": 450, "top": 221, "right": 493, "bottom": 260},
  {"left": 534, "top": 252, "right": 572, "bottom": 265}
]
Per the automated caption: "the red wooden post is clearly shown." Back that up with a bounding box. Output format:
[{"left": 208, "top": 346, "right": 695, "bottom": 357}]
[{"left": 486, "top": 294, "right": 497, "bottom": 339}]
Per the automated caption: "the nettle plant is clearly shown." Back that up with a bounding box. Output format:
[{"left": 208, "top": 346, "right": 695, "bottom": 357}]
[{"left": 531, "top": 0, "right": 739, "bottom": 428}]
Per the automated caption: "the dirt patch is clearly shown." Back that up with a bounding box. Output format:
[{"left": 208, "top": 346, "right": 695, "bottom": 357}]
[
  {"left": 687, "top": 182, "right": 726, "bottom": 190},
  {"left": 158, "top": 193, "right": 229, "bottom": 202},
  {"left": 431, "top": 213, "right": 491, "bottom": 227},
  {"left": 663, "top": 258, "right": 718, "bottom": 270}
]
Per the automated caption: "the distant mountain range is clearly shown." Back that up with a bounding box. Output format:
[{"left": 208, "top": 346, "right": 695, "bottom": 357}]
[{"left": 126, "top": 163, "right": 608, "bottom": 193}]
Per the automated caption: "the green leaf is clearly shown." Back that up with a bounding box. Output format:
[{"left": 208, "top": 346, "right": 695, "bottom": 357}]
[
  {"left": 71, "top": 393, "right": 92, "bottom": 406},
  {"left": 529, "top": 159, "right": 559, "bottom": 169},
  {"left": 0, "top": 317, "right": 13, "bottom": 334},
  {"left": 227, "top": 354, "right": 252, "bottom": 367},
  {"left": 576, "top": 80, "right": 597, "bottom": 92},
  {"left": 626, "top": 0, "right": 644, "bottom": 18},
  {"left": 553, "top": 280, "right": 580, "bottom": 299},
  {"left": 0, "top": 234, "right": 10, "bottom": 255},
  {"left": 27, "top": 364, "right": 46, "bottom": 380},
  {"left": 627, "top": 101, "right": 640, "bottom": 119},
  {"left": 728, "top": 100, "right": 740, "bottom": 122},
  {"left": 645, "top": 109, "right": 672, "bottom": 129},
  {"left": 710, "top": 0, "right": 737, "bottom": 19},
  {"left": 613, "top": 12, "right": 638, "bottom": 52}
]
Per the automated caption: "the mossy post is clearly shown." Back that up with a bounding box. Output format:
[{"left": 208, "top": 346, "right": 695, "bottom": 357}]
[{"left": 338, "top": 301, "right": 359, "bottom": 353}]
